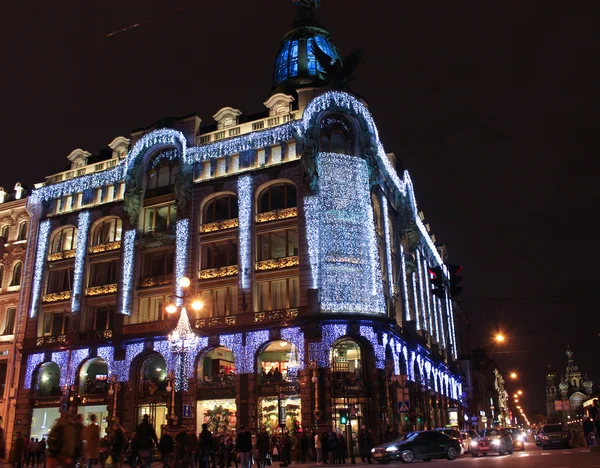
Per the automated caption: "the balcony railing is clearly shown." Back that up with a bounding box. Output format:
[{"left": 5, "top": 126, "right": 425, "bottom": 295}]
[
  {"left": 85, "top": 284, "right": 118, "bottom": 296},
  {"left": 89, "top": 241, "right": 121, "bottom": 254},
  {"left": 194, "top": 316, "right": 237, "bottom": 329},
  {"left": 256, "top": 256, "right": 299, "bottom": 271},
  {"left": 256, "top": 207, "right": 298, "bottom": 223},
  {"left": 48, "top": 250, "right": 76, "bottom": 262},
  {"left": 200, "top": 218, "right": 239, "bottom": 233},
  {"left": 198, "top": 373, "right": 236, "bottom": 387},
  {"left": 42, "top": 291, "right": 71, "bottom": 303},
  {"left": 200, "top": 265, "right": 238, "bottom": 280},
  {"left": 253, "top": 308, "right": 299, "bottom": 323},
  {"left": 36, "top": 335, "right": 67, "bottom": 346},
  {"left": 138, "top": 275, "right": 173, "bottom": 288}
]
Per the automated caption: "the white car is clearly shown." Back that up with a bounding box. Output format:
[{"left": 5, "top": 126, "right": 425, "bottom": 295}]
[{"left": 461, "top": 431, "right": 473, "bottom": 453}]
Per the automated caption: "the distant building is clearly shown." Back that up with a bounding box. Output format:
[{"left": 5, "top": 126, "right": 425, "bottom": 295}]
[{"left": 546, "top": 347, "right": 593, "bottom": 422}]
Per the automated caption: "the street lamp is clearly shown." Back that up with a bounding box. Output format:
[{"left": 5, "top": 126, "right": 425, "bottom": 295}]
[
  {"left": 510, "top": 372, "right": 517, "bottom": 379},
  {"left": 495, "top": 334, "right": 505, "bottom": 343},
  {"left": 517, "top": 390, "right": 523, "bottom": 395},
  {"left": 165, "top": 276, "right": 201, "bottom": 425}
]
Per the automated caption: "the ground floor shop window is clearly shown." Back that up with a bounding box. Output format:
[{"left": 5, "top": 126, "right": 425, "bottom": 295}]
[
  {"left": 80, "top": 405, "right": 109, "bottom": 436},
  {"left": 258, "top": 395, "right": 301, "bottom": 434},
  {"left": 196, "top": 399, "right": 237, "bottom": 435},
  {"left": 198, "top": 347, "right": 235, "bottom": 386},
  {"left": 30, "top": 407, "right": 61, "bottom": 439},
  {"left": 258, "top": 340, "right": 299, "bottom": 383},
  {"left": 138, "top": 404, "right": 168, "bottom": 435}
]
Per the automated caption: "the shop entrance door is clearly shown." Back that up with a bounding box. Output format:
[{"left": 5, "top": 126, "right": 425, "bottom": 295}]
[{"left": 138, "top": 404, "right": 168, "bottom": 434}]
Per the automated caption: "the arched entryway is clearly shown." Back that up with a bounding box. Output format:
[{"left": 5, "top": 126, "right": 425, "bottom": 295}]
[
  {"left": 136, "top": 354, "right": 169, "bottom": 434},
  {"left": 77, "top": 358, "right": 110, "bottom": 434},
  {"left": 30, "top": 362, "right": 62, "bottom": 439},
  {"left": 256, "top": 340, "right": 301, "bottom": 434},
  {"left": 196, "top": 346, "right": 237, "bottom": 435},
  {"left": 330, "top": 339, "right": 370, "bottom": 435}
]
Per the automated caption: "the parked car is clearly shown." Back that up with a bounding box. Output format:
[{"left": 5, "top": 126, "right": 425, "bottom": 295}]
[
  {"left": 505, "top": 427, "right": 526, "bottom": 451},
  {"left": 433, "top": 428, "right": 464, "bottom": 453},
  {"left": 460, "top": 431, "right": 473, "bottom": 453},
  {"left": 371, "top": 430, "right": 461, "bottom": 464},
  {"left": 470, "top": 428, "right": 514, "bottom": 457},
  {"left": 538, "top": 423, "right": 569, "bottom": 449}
]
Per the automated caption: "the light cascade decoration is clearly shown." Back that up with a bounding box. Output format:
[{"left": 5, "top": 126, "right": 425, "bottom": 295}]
[
  {"left": 399, "top": 243, "right": 411, "bottom": 322},
  {"left": 237, "top": 175, "right": 252, "bottom": 290},
  {"left": 243, "top": 330, "right": 270, "bottom": 373},
  {"left": 24, "top": 353, "right": 46, "bottom": 389},
  {"left": 120, "top": 229, "right": 136, "bottom": 315},
  {"left": 281, "top": 327, "right": 305, "bottom": 371},
  {"left": 220, "top": 333, "right": 245, "bottom": 373},
  {"left": 168, "top": 307, "right": 199, "bottom": 391},
  {"left": 303, "top": 195, "right": 320, "bottom": 289},
  {"left": 316, "top": 152, "right": 385, "bottom": 314},
  {"left": 381, "top": 196, "right": 394, "bottom": 297},
  {"left": 174, "top": 219, "right": 189, "bottom": 305},
  {"left": 113, "top": 342, "right": 144, "bottom": 381},
  {"left": 29, "top": 220, "right": 51, "bottom": 318},
  {"left": 71, "top": 211, "right": 90, "bottom": 312},
  {"left": 309, "top": 323, "right": 347, "bottom": 367},
  {"left": 412, "top": 274, "right": 420, "bottom": 330},
  {"left": 359, "top": 325, "right": 385, "bottom": 369},
  {"left": 416, "top": 251, "right": 427, "bottom": 332},
  {"left": 97, "top": 346, "right": 115, "bottom": 376},
  {"left": 51, "top": 351, "right": 70, "bottom": 388}
]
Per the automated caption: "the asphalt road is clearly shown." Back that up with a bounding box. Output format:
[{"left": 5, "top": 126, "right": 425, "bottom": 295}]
[{"left": 409, "top": 442, "right": 600, "bottom": 467}]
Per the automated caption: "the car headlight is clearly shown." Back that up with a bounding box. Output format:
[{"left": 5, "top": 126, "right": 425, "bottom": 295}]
[
  {"left": 492, "top": 439, "right": 501, "bottom": 446},
  {"left": 370, "top": 449, "right": 375, "bottom": 453},
  {"left": 471, "top": 441, "right": 478, "bottom": 447},
  {"left": 518, "top": 435, "right": 525, "bottom": 441},
  {"left": 385, "top": 446, "right": 399, "bottom": 452}
]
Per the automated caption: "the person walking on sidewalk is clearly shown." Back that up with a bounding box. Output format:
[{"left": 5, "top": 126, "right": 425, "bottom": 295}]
[
  {"left": 236, "top": 426, "right": 252, "bottom": 468},
  {"left": 314, "top": 430, "right": 322, "bottom": 465}
]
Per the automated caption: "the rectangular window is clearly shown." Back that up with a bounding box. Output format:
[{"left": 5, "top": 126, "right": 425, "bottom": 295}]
[
  {"left": 257, "top": 229, "right": 298, "bottom": 261},
  {"left": 256, "top": 278, "right": 299, "bottom": 311},
  {"left": 201, "top": 240, "right": 238, "bottom": 270},
  {"left": 2, "top": 307, "right": 16, "bottom": 335},
  {"left": 42, "top": 312, "right": 69, "bottom": 336},
  {"left": 142, "top": 251, "right": 174, "bottom": 278},
  {"left": 46, "top": 268, "right": 73, "bottom": 294},
  {"left": 0, "top": 361, "right": 7, "bottom": 394},
  {"left": 143, "top": 203, "right": 177, "bottom": 233},
  {"left": 136, "top": 295, "right": 169, "bottom": 323},
  {"left": 88, "top": 260, "right": 119, "bottom": 287},
  {"left": 197, "top": 287, "right": 238, "bottom": 318},
  {"left": 86, "top": 304, "right": 115, "bottom": 331}
]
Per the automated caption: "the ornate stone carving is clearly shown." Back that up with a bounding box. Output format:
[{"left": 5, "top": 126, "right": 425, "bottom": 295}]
[
  {"left": 256, "top": 256, "right": 299, "bottom": 271},
  {"left": 200, "top": 218, "right": 239, "bottom": 233},
  {"left": 89, "top": 241, "right": 121, "bottom": 254},
  {"left": 85, "top": 284, "right": 118, "bottom": 296},
  {"left": 48, "top": 250, "right": 76, "bottom": 262},
  {"left": 138, "top": 275, "right": 173, "bottom": 288},
  {"left": 199, "top": 265, "right": 238, "bottom": 280},
  {"left": 42, "top": 291, "right": 71, "bottom": 303},
  {"left": 256, "top": 207, "right": 298, "bottom": 223}
]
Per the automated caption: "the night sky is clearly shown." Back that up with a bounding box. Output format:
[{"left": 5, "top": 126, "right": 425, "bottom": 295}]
[{"left": 3, "top": 1, "right": 598, "bottom": 417}]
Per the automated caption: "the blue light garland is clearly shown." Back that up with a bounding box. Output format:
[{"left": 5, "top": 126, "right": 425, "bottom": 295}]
[
  {"left": 29, "top": 220, "right": 50, "bottom": 318},
  {"left": 120, "top": 229, "right": 136, "bottom": 315},
  {"left": 51, "top": 351, "right": 70, "bottom": 388},
  {"left": 281, "top": 327, "right": 305, "bottom": 371},
  {"left": 175, "top": 219, "right": 189, "bottom": 305},
  {"left": 24, "top": 353, "right": 46, "bottom": 389},
  {"left": 67, "top": 348, "right": 90, "bottom": 386},
  {"left": 416, "top": 251, "right": 427, "bottom": 332},
  {"left": 237, "top": 176, "right": 252, "bottom": 290},
  {"left": 113, "top": 342, "right": 144, "bottom": 381},
  {"left": 243, "top": 330, "right": 269, "bottom": 373},
  {"left": 399, "top": 243, "right": 410, "bottom": 322},
  {"left": 126, "top": 129, "right": 187, "bottom": 174},
  {"left": 382, "top": 196, "right": 394, "bottom": 297},
  {"left": 308, "top": 323, "right": 347, "bottom": 367},
  {"left": 97, "top": 346, "right": 115, "bottom": 376},
  {"left": 359, "top": 325, "right": 385, "bottom": 369},
  {"left": 219, "top": 333, "right": 244, "bottom": 373},
  {"left": 71, "top": 211, "right": 90, "bottom": 312}
]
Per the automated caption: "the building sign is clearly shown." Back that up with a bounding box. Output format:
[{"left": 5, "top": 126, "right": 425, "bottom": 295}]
[
  {"left": 33, "top": 398, "right": 62, "bottom": 408},
  {"left": 257, "top": 383, "right": 298, "bottom": 397},
  {"left": 398, "top": 401, "right": 410, "bottom": 413},
  {"left": 78, "top": 395, "right": 108, "bottom": 405},
  {"left": 183, "top": 405, "right": 192, "bottom": 418},
  {"left": 123, "top": 321, "right": 171, "bottom": 335},
  {"left": 448, "top": 407, "right": 458, "bottom": 427},
  {"left": 197, "top": 386, "right": 237, "bottom": 400}
]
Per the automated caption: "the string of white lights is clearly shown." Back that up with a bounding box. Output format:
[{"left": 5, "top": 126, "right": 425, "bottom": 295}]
[
  {"left": 29, "top": 220, "right": 50, "bottom": 318},
  {"left": 416, "top": 251, "right": 427, "bottom": 332},
  {"left": 175, "top": 219, "right": 189, "bottom": 305},
  {"left": 237, "top": 175, "right": 252, "bottom": 290},
  {"left": 120, "top": 229, "right": 136, "bottom": 315},
  {"left": 382, "top": 196, "right": 394, "bottom": 297},
  {"left": 303, "top": 195, "right": 320, "bottom": 289},
  {"left": 71, "top": 211, "right": 90, "bottom": 312},
  {"left": 412, "top": 274, "right": 420, "bottom": 330},
  {"left": 399, "top": 243, "right": 411, "bottom": 322}
]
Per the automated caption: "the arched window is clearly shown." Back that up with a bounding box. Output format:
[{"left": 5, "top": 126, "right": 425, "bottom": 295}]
[
  {"left": 92, "top": 218, "right": 122, "bottom": 246},
  {"left": 79, "top": 358, "right": 109, "bottom": 395},
  {"left": 258, "top": 183, "right": 297, "bottom": 214},
  {"left": 35, "top": 362, "right": 61, "bottom": 397},
  {"left": 203, "top": 195, "right": 238, "bottom": 224},
  {"left": 51, "top": 227, "right": 78, "bottom": 254},
  {"left": 0, "top": 225, "right": 8, "bottom": 240},
  {"left": 320, "top": 115, "right": 355, "bottom": 154},
  {"left": 257, "top": 340, "right": 299, "bottom": 384},
  {"left": 331, "top": 339, "right": 363, "bottom": 375},
  {"left": 9, "top": 262, "right": 22, "bottom": 287},
  {"left": 197, "top": 347, "right": 236, "bottom": 387},
  {"left": 147, "top": 161, "right": 179, "bottom": 191},
  {"left": 17, "top": 221, "right": 28, "bottom": 241},
  {"left": 139, "top": 354, "right": 168, "bottom": 396}
]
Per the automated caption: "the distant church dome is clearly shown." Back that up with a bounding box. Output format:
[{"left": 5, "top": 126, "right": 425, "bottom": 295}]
[{"left": 271, "top": 2, "right": 341, "bottom": 93}]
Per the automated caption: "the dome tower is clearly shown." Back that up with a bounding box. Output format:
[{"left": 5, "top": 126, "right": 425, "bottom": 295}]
[{"left": 271, "top": 0, "right": 341, "bottom": 94}]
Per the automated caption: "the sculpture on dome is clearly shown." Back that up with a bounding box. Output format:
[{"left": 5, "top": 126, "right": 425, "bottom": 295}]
[{"left": 311, "top": 41, "right": 362, "bottom": 90}]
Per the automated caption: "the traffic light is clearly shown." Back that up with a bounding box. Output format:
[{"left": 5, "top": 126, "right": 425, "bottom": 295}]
[
  {"left": 428, "top": 266, "right": 445, "bottom": 299},
  {"left": 448, "top": 264, "right": 463, "bottom": 298},
  {"left": 340, "top": 410, "right": 348, "bottom": 425}
]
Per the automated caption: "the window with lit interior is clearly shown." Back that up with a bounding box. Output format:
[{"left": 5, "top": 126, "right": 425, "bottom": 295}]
[
  {"left": 79, "top": 358, "right": 109, "bottom": 395},
  {"left": 203, "top": 195, "right": 238, "bottom": 224},
  {"left": 198, "top": 286, "right": 238, "bottom": 317},
  {"left": 258, "top": 340, "right": 300, "bottom": 384},
  {"left": 92, "top": 217, "right": 122, "bottom": 246},
  {"left": 51, "top": 227, "right": 78, "bottom": 254},
  {"left": 197, "top": 346, "right": 236, "bottom": 387},
  {"left": 143, "top": 202, "right": 177, "bottom": 234},
  {"left": 257, "top": 183, "right": 297, "bottom": 214},
  {"left": 201, "top": 240, "right": 238, "bottom": 270},
  {"left": 257, "top": 229, "right": 298, "bottom": 261},
  {"left": 256, "top": 278, "right": 299, "bottom": 312},
  {"left": 35, "top": 362, "right": 61, "bottom": 397}
]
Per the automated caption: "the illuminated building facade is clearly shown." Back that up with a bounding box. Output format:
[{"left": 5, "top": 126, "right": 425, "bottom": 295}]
[{"left": 12, "top": 1, "right": 463, "bottom": 450}]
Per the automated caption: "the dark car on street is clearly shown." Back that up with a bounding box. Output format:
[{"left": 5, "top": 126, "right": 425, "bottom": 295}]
[
  {"left": 470, "top": 428, "right": 513, "bottom": 457},
  {"left": 538, "top": 423, "right": 569, "bottom": 449},
  {"left": 371, "top": 430, "right": 461, "bottom": 464}
]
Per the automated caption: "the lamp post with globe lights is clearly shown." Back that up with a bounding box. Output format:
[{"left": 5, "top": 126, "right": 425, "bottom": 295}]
[{"left": 164, "top": 276, "right": 203, "bottom": 426}]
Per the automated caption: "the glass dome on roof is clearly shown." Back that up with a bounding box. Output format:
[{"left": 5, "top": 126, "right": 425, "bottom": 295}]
[{"left": 273, "top": 33, "right": 340, "bottom": 88}]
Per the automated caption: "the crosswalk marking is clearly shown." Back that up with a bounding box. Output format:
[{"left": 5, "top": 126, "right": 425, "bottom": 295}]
[
  {"left": 542, "top": 452, "right": 551, "bottom": 455},
  {"left": 519, "top": 453, "right": 530, "bottom": 457}
]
